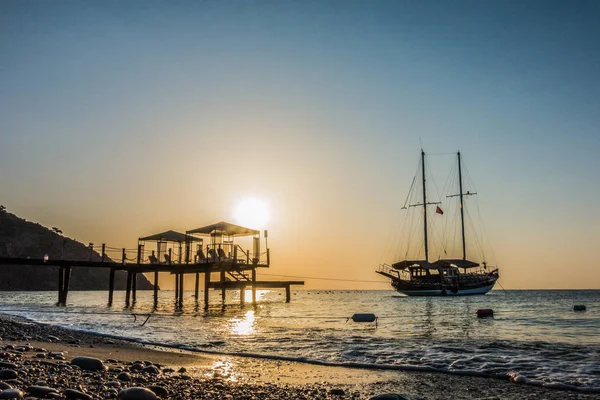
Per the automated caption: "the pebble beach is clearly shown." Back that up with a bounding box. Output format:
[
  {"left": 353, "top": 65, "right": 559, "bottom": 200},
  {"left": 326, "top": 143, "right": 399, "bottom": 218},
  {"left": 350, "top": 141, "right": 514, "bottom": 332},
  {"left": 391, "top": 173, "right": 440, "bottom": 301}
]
[{"left": 0, "top": 314, "right": 597, "bottom": 400}]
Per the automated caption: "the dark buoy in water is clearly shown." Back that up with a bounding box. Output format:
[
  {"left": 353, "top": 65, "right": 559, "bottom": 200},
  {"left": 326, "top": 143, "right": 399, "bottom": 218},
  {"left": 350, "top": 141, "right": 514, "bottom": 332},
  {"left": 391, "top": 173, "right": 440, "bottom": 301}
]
[
  {"left": 574, "top": 305, "right": 586, "bottom": 311},
  {"left": 477, "top": 309, "right": 494, "bottom": 318},
  {"left": 348, "top": 313, "right": 378, "bottom": 327},
  {"left": 350, "top": 313, "right": 377, "bottom": 322}
]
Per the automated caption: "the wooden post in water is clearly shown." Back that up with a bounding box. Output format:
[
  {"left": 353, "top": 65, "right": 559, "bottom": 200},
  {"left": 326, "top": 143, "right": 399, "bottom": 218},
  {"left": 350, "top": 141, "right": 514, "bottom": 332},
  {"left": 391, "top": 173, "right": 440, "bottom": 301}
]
[
  {"left": 220, "top": 270, "right": 226, "bottom": 304},
  {"left": 194, "top": 273, "right": 199, "bottom": 299},
  {"left": 62, "top": 267, "right": 71, "bottom": 305},
  {"left": 101, "top": 244, "right": 106, "bottom": 262},
  {"left": 153, "top": 271, "right": 159, "bottom": 307},
  {"left": 57, "top": 267, "right": 64, "bottom": 305},
  {"left": 125, "top": 271, "right": 132, "bottom": 307},
  {"left": 132, "top": 273, "right": 137, "bottom": 302},
  {"left": 240, "top": 285, "right": 245, "bottom": 306},
  {"left": 251, "top": 267, "right": 257, "bottom": 305},
  {"left": 108, "top": 268, "right": 115, "bottom": 306},
  {"left": 178, "top": 273, "right": 184, "bottom": 307},
  {"left": 204, "top": 272, "right": 210, "bottom": 309},
  {"left": 174, "top": 273, "right": 179, "bottom": 303},
  {"left": 285, "top": 285, "right": 291, "bottom": 303}
]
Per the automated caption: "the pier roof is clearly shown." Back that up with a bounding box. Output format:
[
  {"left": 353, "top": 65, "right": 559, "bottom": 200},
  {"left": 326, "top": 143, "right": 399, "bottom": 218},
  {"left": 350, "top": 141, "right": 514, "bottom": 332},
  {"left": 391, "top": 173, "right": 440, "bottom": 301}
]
[
  {"left": 139, "top": 230, "right": 201, "bottom": 242},
  {"left": 187, "top": 221, "right": 258, "bottom": 237}
]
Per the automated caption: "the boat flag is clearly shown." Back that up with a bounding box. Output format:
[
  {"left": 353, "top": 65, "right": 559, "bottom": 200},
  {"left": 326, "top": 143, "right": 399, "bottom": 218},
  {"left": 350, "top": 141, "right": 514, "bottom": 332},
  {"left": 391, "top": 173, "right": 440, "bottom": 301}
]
[{"left": 436, "top": 206, "right": 444, "bottom": 215}]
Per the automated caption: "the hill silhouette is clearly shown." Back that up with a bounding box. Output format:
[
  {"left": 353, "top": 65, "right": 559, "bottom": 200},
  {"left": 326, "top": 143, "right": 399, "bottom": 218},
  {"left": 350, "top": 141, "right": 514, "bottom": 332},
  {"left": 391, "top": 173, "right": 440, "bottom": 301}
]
[{"left": 0, "top": 206, "right": 154, "bottom": 291}]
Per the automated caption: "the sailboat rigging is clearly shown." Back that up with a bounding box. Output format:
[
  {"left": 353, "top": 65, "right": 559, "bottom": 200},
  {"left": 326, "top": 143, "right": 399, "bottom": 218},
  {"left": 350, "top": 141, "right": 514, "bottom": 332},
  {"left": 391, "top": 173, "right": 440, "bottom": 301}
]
[{"left": 376, "top": 150, "right": 499, "bottom": 296}]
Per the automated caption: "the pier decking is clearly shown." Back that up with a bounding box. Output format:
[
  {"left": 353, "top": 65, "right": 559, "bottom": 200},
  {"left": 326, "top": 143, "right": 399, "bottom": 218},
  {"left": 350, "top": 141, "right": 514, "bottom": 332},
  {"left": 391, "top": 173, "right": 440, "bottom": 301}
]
[{"left": 0, "top": 221, "right": 304, "bottom": 308}]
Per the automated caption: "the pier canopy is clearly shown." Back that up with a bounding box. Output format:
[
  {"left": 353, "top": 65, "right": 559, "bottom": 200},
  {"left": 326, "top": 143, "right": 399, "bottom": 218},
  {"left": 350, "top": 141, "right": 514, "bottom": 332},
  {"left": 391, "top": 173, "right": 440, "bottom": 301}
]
[
  {"left": 187, "top": 221, "right": 258, "bottom": 237},
  {"left": 138, "top": 230, "right": 202, "bottom": 265},
  {"left": 187, "top": 221, "right": 266, "bottom": 266},
  {"left": 139, "top": 230, "right": 201, "bottom": 243}
]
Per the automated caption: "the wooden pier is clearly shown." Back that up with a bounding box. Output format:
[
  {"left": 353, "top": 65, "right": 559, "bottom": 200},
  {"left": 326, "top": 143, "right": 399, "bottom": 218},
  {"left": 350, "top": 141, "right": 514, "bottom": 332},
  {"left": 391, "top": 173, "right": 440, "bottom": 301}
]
[{"left": 0, "top": 221, "right": 304, "bottom": 308}]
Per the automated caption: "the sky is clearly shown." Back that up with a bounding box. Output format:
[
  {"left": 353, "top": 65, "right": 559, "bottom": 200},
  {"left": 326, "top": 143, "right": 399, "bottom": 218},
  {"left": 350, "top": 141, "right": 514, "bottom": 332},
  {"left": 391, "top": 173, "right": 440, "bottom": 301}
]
[{"left": 1, "top": 0, "right": 599, "bottom": 290}]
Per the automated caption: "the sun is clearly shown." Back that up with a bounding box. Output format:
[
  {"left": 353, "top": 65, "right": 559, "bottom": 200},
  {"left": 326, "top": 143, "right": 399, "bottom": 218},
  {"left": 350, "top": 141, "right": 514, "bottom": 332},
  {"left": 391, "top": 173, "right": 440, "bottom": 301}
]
[{"left": 233, "top": 197, "right": 270, "bottom": 229}]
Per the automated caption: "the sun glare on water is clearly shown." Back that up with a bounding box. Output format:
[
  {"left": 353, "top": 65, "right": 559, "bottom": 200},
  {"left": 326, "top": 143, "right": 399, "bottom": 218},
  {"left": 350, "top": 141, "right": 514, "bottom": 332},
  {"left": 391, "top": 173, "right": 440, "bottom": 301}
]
[{"left": 233, "top": 197, "right": 270, "bottom": 229}]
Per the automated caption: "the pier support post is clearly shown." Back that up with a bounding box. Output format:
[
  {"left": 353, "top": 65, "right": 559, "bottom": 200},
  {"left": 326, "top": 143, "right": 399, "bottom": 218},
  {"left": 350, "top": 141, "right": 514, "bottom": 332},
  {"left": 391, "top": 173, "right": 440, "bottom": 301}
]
[
  {"left": 240, "top": 286, "right": 246, "bottom": 306},
  {"left": 220, "top": 270, "right": 226, "bottom": 304},
  {"left": 204, "top": 272, "right": 210, "bottom": 309},
  {"left": 132, "top": 273, "right": 137, "bottom": 303},
  {"left": 125, "top": 271, "right": 132, "bottom": 307},
  {"left": 153, "top": 271, "right": 159, "bottom": 307},
  {"left": 178, "top": 273, "right": 184, "bottom": 307},
  {"left": 194, "top": 273, "right": 199, "bottom": 299},
  {"left": 285, "top": 285, "right": 291, "bottom": 303},
  {"left": 108, "top": 268, "right": 115, "bottom": 306},
  {"left": 57, "top": 267, "right": 64, "bottom": 305},
  {"left": 174, "top": 273, "right": 179, "bottom": 303},
  {"left": 251, "top": 267, "right": 257, "bottom": 305},
  {"left": 62, "top": 267, "right": 71, "bottom": 305},
  {"left": 57, "top": 266, "right": 71, "bottom": 306}
]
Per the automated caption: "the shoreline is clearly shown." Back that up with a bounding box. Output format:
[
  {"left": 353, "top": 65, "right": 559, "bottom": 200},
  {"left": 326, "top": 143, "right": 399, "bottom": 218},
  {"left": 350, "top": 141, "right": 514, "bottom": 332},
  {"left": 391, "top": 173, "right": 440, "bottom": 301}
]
[{"left": 1, "top": 313, "right": 598, "bottom": 399}]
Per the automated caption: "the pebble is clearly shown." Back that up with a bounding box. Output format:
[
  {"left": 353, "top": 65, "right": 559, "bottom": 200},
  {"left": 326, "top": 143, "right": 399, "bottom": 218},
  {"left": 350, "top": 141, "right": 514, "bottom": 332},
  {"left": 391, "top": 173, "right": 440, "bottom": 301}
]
[
  {"left": 146, "top": 386, "right": 168, "bottom": 397},
  {"left": 27, "top": 386, "right": 58, "bottom": 398},
  {"left": 0, "top": 363, "right": 18, "bottom": 370},
  {"left": 117, "top": 387, "right": 157, "bottom": 400},
  {"left": 117, "top": 372, "right": 132, "bottom": 381},
  {"left": 0, "top": 389, "right": 23, "bottom": 399},
  {"left": 141, "top": 366, "right": 160, "bottom": 375},
  {"left": 70, "top": 356, "right": 106, "bottom": 371},
  {"left": 63, "top": 388, "right": 93, "bottom": 400},
  {"left": 131, "top": 363, "right": 145, "bottom": 371},
  {"left": 0, "top": 383, "right": 11, "bottom": 390},
  {"left": 0, "top": 370, "right": 18, "bottom": 379}
]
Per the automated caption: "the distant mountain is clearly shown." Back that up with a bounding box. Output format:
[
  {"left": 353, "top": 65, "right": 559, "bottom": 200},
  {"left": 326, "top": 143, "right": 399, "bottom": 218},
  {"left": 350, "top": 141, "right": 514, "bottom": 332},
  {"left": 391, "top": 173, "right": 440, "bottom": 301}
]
[{"left": 0, "top": 207, "right": 154, "bottom": 291}]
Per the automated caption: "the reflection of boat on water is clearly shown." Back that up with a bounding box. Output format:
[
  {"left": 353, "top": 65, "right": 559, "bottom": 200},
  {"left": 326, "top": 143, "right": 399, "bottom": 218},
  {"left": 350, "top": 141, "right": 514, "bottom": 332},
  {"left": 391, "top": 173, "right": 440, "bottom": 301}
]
[{"left": 376, "top": 150, "right": 499, "bottom": 296}]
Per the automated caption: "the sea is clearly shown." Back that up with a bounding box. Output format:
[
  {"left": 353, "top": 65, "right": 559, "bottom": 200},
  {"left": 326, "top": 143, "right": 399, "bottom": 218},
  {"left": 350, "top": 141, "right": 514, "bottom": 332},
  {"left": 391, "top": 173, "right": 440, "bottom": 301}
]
[{"left": 1, "top": 289, "right": 599, "bottom": 393}]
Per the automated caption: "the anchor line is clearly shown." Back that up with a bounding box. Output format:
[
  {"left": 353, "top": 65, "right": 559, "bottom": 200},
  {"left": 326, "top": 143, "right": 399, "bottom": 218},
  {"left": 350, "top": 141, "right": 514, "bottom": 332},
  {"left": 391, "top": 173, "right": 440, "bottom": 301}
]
[{"left": 0, "top": 306, "right": 582, "bottom": 322}]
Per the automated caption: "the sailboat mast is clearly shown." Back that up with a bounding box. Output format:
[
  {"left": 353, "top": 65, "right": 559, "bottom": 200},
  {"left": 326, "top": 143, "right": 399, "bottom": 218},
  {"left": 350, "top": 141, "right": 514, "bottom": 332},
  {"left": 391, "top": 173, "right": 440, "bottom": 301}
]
[
  {"left": 422, "top": 150, "right": 429, "bottom": 261},
  {"left": 457, "top": 151, "right": 466, "bottom": 260}
]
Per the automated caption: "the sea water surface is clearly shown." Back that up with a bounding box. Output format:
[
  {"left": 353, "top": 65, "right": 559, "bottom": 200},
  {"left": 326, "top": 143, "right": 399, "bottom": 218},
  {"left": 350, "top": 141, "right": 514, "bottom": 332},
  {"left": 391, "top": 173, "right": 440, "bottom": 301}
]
[{"left": 1, "top": 290, "right": 599, "bottom": 393}]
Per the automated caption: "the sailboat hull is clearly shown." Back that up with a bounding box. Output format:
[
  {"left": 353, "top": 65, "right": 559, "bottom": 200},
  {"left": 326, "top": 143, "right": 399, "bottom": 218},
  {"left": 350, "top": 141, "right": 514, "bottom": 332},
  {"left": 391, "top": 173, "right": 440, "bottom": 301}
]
[
  {"left": 396, "top": 282, "right": 496, "bottom": 296},
  {"left": 390, "top": 273, "right": 499, "bottom": 296}
]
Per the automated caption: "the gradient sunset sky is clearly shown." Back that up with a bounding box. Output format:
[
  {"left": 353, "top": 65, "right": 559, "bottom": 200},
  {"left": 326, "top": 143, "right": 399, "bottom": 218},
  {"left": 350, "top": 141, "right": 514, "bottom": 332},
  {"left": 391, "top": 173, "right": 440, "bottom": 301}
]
[{"left": 2, "top": 1, "right": 599, "bottom": 289}]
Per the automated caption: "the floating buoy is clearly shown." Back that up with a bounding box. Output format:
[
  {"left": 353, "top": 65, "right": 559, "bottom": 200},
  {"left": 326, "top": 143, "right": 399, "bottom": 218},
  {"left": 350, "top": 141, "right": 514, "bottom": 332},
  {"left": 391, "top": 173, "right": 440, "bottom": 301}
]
[
  {"left": 351, "top": 313, "right": 377, "bottom": 323},
  {"left": 477, "top": 309, "right": 494, "bottom": 318},
  {"left": 574, "top": 305, "right": 586, "bottom": 311},
  {"left": 348, "top": 313, "right": 378, "bottom": 327}
]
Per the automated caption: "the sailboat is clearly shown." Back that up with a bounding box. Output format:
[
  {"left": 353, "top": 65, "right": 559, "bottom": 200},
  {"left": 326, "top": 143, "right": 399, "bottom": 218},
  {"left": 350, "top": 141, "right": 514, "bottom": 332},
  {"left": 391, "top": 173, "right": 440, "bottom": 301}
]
[{"left": 376, "top": 150, "right": 499, "bottom": 296}]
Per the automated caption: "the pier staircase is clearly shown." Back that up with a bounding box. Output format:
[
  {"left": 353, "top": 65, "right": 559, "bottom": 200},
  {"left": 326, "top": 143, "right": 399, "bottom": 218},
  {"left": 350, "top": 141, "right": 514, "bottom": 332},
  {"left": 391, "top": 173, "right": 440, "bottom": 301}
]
[{"left": 227, "top": 270, "right": 251, "bottom": 282}]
